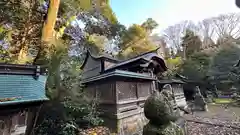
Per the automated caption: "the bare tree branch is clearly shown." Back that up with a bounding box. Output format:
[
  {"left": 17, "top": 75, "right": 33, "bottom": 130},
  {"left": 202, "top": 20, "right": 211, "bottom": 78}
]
[{"left": 162, "top": 20, "right": 197, "bottom": 50}]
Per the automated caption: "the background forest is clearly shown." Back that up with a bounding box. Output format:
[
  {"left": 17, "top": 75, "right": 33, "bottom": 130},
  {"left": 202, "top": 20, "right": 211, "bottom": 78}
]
[{"left": 1, "top": 0, "right": 240, "bottom": 134}]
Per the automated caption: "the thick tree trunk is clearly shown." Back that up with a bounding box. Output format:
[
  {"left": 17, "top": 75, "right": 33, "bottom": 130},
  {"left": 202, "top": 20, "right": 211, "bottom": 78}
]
[
  {"left": 41, "top": 0, "right": 60, "bottom": 43},
  {"left": 27, "top": 1, "right": 61, "bottom": 133},
  {"left": 34, "top": 0, "right": 60, "bottom": 65}
]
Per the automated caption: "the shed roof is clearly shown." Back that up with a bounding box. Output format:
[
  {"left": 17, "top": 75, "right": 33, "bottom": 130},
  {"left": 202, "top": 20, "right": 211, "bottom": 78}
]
[
  {"left": 157, "top": 79, "right": 185, "bottom": 84},
  {"left": 81, "top": 69, "right": 156, "bottom": 84},
  {"left": 0, "top": 64, "right": 48, "bottom": 106},
  {"left": 81, "top": 48, "right": 167, "bottom": 72},
  {"left": 80, "top": 50, "right": 120, "bottom": 69},
  {"left": 104, "top": 51, "right": 167, "bottom": 72}
]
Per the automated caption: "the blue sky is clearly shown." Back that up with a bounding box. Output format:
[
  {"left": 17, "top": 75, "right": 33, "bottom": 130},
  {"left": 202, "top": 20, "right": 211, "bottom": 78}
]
[
  {"left": 110, "top": 0, "right": 240, "bottom": 32},
  {"left": 110, "top": 0, "right": 168, "bottom": 27}
]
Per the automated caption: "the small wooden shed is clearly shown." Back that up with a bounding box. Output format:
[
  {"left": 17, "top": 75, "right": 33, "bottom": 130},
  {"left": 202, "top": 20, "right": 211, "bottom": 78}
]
[
  {"left": 0, "top": 64, "right": 48, "bottom": 135},
  {"left": 157, "top": 79, "right": 187, "bottom": 115},
  {"left": 81, "top": 50, "right": 167, "bottom": 135}
]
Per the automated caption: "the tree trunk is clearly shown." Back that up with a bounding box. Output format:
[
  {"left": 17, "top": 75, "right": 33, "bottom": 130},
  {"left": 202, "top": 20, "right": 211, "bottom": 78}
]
[
  {"left": 26, "top": 0, "right": 61, "bottom": 134},
  {"left": 41, "top": 0, "right": 60, "bottom": 43}
]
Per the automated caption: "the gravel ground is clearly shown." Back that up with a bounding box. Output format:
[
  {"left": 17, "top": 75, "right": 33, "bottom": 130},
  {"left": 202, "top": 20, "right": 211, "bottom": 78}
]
[
  {"left": 185, "top": 104, "right": 240, "bottom": 135},
  {"left": 186, "top": 121, "right": 240, "bottom": 135},
  {"left": 77, "top": 105, "right": 240, "bottom": 135}
]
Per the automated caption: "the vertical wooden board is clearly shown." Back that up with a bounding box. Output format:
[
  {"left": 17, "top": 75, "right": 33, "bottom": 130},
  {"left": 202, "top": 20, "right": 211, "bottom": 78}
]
[
  {"left": 137, "top": 82, "right": 151, "bottom": 98},
  {"left": 0, "top": 111, "right": 28, "bottom": 135},
  {"left": 97, "top": 82, "right": 115, "bottom": 103},
  {"left": 116, "top": 81, "right": 137, "bottom": 101}
]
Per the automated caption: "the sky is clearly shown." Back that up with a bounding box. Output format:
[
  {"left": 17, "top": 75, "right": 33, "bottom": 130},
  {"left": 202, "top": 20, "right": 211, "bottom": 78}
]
[{"left": 110, "top": 0, "right": 240, "bottom": 33}]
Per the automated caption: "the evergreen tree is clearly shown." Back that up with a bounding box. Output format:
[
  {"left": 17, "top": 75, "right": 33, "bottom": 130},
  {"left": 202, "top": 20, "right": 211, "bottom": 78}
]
[
  {"left": 209, "top": 45, "right": 240, "bottom": 91},
  {"left": 181, "top": 29, "right": 202, "bottom": 59},
  {"left": 118, "top": 18, "right": 159, "bottom": 59}
]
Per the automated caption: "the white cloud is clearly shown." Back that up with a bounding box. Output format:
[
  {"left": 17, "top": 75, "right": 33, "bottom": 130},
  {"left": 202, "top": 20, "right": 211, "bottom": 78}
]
[{"left": 150, "top": 0, "right": 240, "bottom": 32}]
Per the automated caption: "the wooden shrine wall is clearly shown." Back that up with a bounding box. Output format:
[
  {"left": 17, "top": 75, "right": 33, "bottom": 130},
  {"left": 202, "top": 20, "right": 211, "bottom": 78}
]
[
  {"left": 0, "top": 111, "right": 27, "bottom": 135},
  {"left": 85, "top": 80, "right": 153, "bottom": 114},
  {"left": 82, "top": 56, "right": 102, "bottom": 80}
]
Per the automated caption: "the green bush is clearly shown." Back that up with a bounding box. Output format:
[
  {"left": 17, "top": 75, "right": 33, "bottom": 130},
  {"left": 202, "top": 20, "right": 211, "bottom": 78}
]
[
  {"left": 63, "top": 96, "right": 104, "bottom": 128},
  {"left": 34, "top": 94, "right": 103, "bottom": 135},
  {"left": 34, "top": 119, "right": 77, "bottom": 135}
]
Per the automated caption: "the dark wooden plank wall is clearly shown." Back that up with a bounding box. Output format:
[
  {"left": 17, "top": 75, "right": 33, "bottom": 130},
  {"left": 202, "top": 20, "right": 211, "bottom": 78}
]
[
  {"left": 85, "top": 81, "right": 116, "bottom": 104},
  {"left": 82, "top": 56, "right": 102, "bottom": 80},
  {"left": 85, "top": 80, "right": 153, "bottom": 115},
  {"left": 0, "top": 111, "right": 27, "bottom": 135},
  {"left": 116, "top": 81, "right": 152, "bottom": 113}
]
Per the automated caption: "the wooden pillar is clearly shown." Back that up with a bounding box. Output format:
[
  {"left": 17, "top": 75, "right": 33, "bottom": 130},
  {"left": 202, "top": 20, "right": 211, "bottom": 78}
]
[
  {"left": 11, "top": 113, "right": 19, "bottom": 132},
  {"left": 25, "top": 107, "right": 39, "bottom": 135},
  {"left": 1, "top": 116, "right": 12, "bottom": 135}
]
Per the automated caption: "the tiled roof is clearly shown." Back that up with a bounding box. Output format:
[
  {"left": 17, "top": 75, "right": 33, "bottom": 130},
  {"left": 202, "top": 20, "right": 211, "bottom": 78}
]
[
  {"left": 80, "top": 47, "right": 165, "bottom": 71},
  {"left": 104, "top": 50, "right": 167, "bottom": 72},
  {"left": 0, "top": 74, "right": 48, "bottom": 105}
]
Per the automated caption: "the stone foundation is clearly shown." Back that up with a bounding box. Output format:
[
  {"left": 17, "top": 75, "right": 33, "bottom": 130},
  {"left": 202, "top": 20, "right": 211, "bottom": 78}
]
[
  {"left": 103, "top": 109, "right": 187, "bottom": 135},
  {"left": 103, "top": 108, "right": 148, "bottom": 135},
  {"left": 118, "top": 110, "right": 148, "bottom": 135}
]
